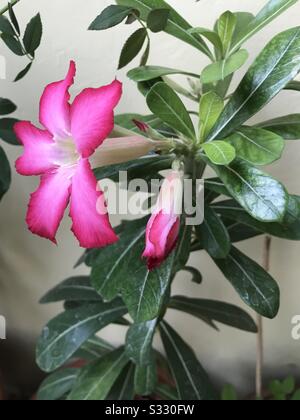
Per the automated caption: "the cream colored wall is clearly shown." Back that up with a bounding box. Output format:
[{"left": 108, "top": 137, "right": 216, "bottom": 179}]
[{"left": 1, "top": 0, "right": 300, "bottom": 393}]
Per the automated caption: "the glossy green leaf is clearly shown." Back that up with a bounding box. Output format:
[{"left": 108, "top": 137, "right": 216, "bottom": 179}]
[
  {"left": 36, "top": 300, "right": 127, "bottom": 372},
  {"left": 188, "top": 27, "right": 223, "bottom": 51},
  {"left": 217, "top": 11, "right": 237, "bottom": 55},
  {"left": 226, "top": 126, "right": 284, "bottom": 165},
  {"left": 89, "top": 5, "right": 133, "bottom": 30},
  {"left": 204, "top": 177, "right": 231, "bottom": 198},
  {"left": 203, "top": 141, "right": 236, "bottom": 165},
  {"left": 156, "top": 383, "right": 179, "bottom": 400},
  {"left": 213, "top": 195, "right": 300, "bottom": 240},
  {"left": 134, "top": 354, "right": 157, "bottom": 396},
  {"left": 147, "top": 8, "right": 170, "bottom": 33},
  {"left": 258, "top": 114, "right": 300, "bottom": 140},
  {"left": 0, "top": 146, "right": 11, "bottom": 201},
  {"left": 174, "top": 224, "right": 192, "bottom": 271},
  {"left": 201, "top": 50, "right": 248, "bottom": 85},
  {"left": 232, "top": 12, "right": 254, "bottom": 45},
  {"left": 126, "top": 319, "right": 157, "bottom": 365},
  {"left": 181, "top": 267, "right": 203, "bottom": 285},
  {"left": 199, "top": 92, "right": 224, "bottom": 141},
  {"left": 213, "top": 246, "right": 280, "bottom": 318},
  {"left": 116, "top": 0, "right": 212, "bottom": 57},
  {"left": 231, "top": 0, "right": 298, "bottom": 53},
  {"left": 0, "top": 98, "right": 16, "bottom": 115},
  {"left": 37, "top": 368, "right": 78, "bottom": 401},
  {"left": 225, "top": 220, "right": 262, "bottom": 243},
  {"left": 0, "top": 15, "right": 15, "bottom": 36},
  {"left": 106, "top": 364, "right": 135, "bottom": 400},
  {"left": 23, "top": 13, "right": 42, "bottom": 55},
  {"left": 208, "top": 27, "right": 300, "bottom": 141},
  {"left": 0, "top": 118, "right": 20, "bottom": 145},
  {"left": 40, "top": 276, "right": 102, "bottom": 304},
  {"left": 118, "top": 28, "right": 147, "bottom": 69},
  {"left": 210, "top": 159, "right": 287, "bottom": 222},
  {"left": 160, "top": 321, "right": 217, "bottom": 400},
  {"left": 169, "top": 296, "right": 257, "bottom": 333},
  {"left": 1, "top": 33, "right": 24, "bottom": 55},
  {"left": 68, "top": 348, "right": 129, "bottom": 400},
  {"left": 74, "top": 336, "right": 114, "bottom": 361},
  {"left": 128, "top": 65, "right": 198, "bottom": 82},
  {"left": 195, "top": 205, "right": 231, "bottom": 259},
  {"left": 147, "top": 82, "right": 195, "bottom": 139}
]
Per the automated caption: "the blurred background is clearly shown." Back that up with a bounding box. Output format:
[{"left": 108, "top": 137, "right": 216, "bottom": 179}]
[{"left": 0, "top": 0, "right": 300, "bottom": 399}]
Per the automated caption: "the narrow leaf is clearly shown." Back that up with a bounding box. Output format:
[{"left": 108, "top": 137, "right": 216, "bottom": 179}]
[
  {"left": 118, "top": 28, "right": 147, "bottom": 69},
  {"left": 89, "top": 5, "right": 133, "bottom": 30}
]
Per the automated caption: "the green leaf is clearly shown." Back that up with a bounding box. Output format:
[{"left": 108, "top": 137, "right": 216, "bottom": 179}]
[
  {"left": 226, "top": 126, "right": 284, "bottom": 165},
  {"left": 156, "top": 383, "right": 179, "bottom": 400},
  {"left": 0, "top": 15, "right": 15, "bottom": 36},
  {"left": 213, "top": 195, "right": 300, "bottom": 241},
  {"left": 147, "top": 82, "right": 195, "bottom": 139},
  {"left": 68, "top": 348, "right": 129, "bottom": 400},
  {"left": 195, "top": 205, "right": 231, "bottom": 259},
  {"left": 210, "top": 159, "right": 287, "bottom": 222},
  {"left": 213, "top": 246, "right": 280, "bottom": 318},
  {"left": 8, "top": 1, "right": 20, "bottom": 36},
  {"left": 106, "top": 363, "right": 135, "bottom": 400},
  {"left": 0, "top": 146, "right": 11, "bottom": 201},
  {"left": 40, "top": 276, "right": 102, "bottom": 304},
  {"left": 217, "top": 11, "right": 237, "bottom": 55},
  {"left": 188, "top": 27, "right": 223, "bottom": 52},
  {"left": 36, "top": 300, "right": 127, "bottom": 372},
  {"left": 74, "top": 336, "right": 114, "bottom": 361},
  {"left": 181, "top": 267, "right": 203, "bottom": 285},
  {"left": 89, "top": 5, "right": 133, "bottom": 30},
  {"left": 116, "top": 0, "right": 212, "bottom": 58},
  {"left": 134, "top": 354, "right": 157, "bottom": 396},
  {"left": 169, "top": 296, "right": 258, "bottom": 333},
  {"left": 199, "top": 92, "right": 224, "bottom": 141},
  {"left": 201, "top": 50, "right": 248, "bottom": 85},
  {"left": 285, "top": 80, "right": 300, "bottom": 91},
  {"left": 205, "top": 177, "right": 231, "bottom": 198},
  {"left": 128, "top": 65, "right": 198, "bottom": 82},
  {"left": 160, "top": 321, "right": 217, "bottom": 400},
  {"left": 1, "top": 33, "right": 24, "bottom": 55},
  {"left": 140, "top": 36, "right": 150, "bottom": 66},
  {"left": 232, "top": 12, "right": 254, "bottom": 45},
  {"left": 208, "top": 27, "right": 300, "bottom": 141},
  {"left": 118, "top": 28, "right": 147, "bottom": 69},
  {"left": 203, "top": 141, "right": 236, "bottom": 165},
  {"left": 257, "top": 114, "right": 300, "bottom": 140},
  {"left": 147, "top": 8, "right": 170, "bottom": 33},
  {"left": 23, "top": 13, "right": 42, "bottom": 55},
  {"left": 94, "top": 154, "right": 172, "bottom": 183},
  {"left": 225, "top": 220, "right": 262, "bottom": 243},
  {"left": 0, "top": 98, "right": 16, "bottom": 115},
  {"left": 126, "top": 319, "right": 157, "bottom": 365},
  {"left": 90, "top": 218, "right": 174, "bottom": 322},
  {"left": 0, "top": 118, "right": 20, "bottom": 145},
  {"left": 231, "top": 0, "right": 298, "bottom": 53},
  {"left": 282, "top": 376, "right": 295, "bottom": 394},
  {"left": 37, "top": 368, "right": 79, "bottom": 401},
  {"left": 291, "top": 389, "right": 300, "bottom": 400},
  {"left": 14, "top": 62, "right": 33, "bottom": 82},
  {"left": 221, "top": 384, "right": 238, "bottom": 401}
]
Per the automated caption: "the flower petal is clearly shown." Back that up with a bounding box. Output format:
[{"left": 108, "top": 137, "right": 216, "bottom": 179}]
[
  {"left": 15, "top": 121, "right": 56, "bottom": 176},
  {"left": 26, "top": 168, "right": 72, "bottom": 243},
  {"left": 39, "top": 61, "right": 76, "bottom": 139},
  {"left": 70, "top": 80, "right": 122, "bottom": 158},
  {"left": 70, "top": 158, "right": 118, "bottom": 248}
]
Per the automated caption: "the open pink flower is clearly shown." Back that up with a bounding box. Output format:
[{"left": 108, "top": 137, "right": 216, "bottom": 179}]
[
  {"left": 143, "top": 170, "right": 183, "bottom": 270},
  {"left": 14, "top": 61, "right": 123, "bottom": 248}
]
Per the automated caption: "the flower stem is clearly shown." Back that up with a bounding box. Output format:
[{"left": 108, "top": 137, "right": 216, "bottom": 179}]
[
  {"left": 0, "top": 0, "right": 20, "bottom": 16},
  {"left": 256, "top": 235, "right": 272, "bottom": 399}
]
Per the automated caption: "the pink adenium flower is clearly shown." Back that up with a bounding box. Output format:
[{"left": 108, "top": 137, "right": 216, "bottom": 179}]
[
  {"left": 143, "top": 170, "right": 183, "bottom": 270},
  {"left": 14, "top": 61, "right": 124, "bottom": 248}
]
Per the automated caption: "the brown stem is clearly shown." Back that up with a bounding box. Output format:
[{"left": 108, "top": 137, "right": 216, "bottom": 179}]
[{"left": 256, "top": 235, "right": 272, "bottom": 399}]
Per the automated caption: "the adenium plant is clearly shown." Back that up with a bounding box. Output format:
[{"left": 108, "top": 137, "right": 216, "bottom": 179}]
[{"left": 10, "top": 0, "right": 300, "bottom": 400}]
